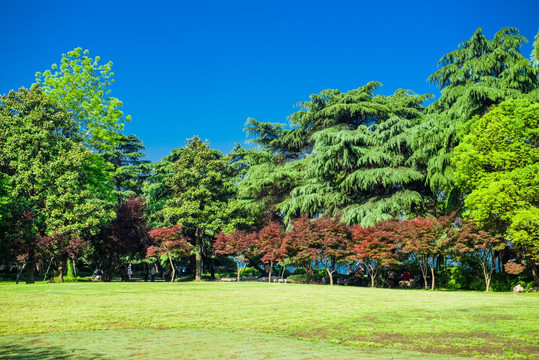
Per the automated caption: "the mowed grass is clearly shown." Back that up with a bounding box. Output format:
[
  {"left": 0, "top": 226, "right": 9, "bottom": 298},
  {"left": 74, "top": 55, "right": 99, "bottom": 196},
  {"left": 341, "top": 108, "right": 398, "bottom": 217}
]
[{"left": 0, "top": 282, "right": 538, "bottom": 359}]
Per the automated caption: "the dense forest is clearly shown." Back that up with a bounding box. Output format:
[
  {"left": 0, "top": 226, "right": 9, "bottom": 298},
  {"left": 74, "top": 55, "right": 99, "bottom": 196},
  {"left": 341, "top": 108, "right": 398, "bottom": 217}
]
[{"left": 1, "top": 27, "right": 538, "bottom": 291}]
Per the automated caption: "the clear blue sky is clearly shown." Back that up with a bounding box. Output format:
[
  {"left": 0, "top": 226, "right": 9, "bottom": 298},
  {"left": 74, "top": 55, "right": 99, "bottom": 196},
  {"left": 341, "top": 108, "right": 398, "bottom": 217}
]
[{"left": 1, "top": 0, "right": 538, "bottom": 162}]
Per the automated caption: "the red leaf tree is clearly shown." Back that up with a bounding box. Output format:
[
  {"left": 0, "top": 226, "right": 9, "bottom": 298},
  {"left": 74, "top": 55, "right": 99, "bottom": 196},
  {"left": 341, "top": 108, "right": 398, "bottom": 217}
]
[
  {"left": 353, "top": 220, "right": 402, "bottom": 288},
  {"left": 400, "top": 216, "right": 439, "bottom": 290},
  {"left": 252, "top": 221, "right": 286, "bottom": 283},
  {"left": 36, "top": 231, "right": 89, "bottom": 282},
  {"left": 148, "top": 225, "right": 193, "bottom": 282},
  {"left": 287, "top": 216, "right": 353, "bottom": 286},
  {"left": 214, "top": 230, "right": 255, "bottom": 281},
  {"left": 448, "top": 221, "right": 505, "bottom": 292},
  {"left": 285, "top": 216, "right": 319, "bottom": 283}
]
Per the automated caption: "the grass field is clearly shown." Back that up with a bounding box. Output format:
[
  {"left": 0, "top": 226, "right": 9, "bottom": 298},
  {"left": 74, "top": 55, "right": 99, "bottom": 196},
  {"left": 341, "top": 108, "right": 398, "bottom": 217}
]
[{"left": 0, "top": 282, "right": 538, "bottom": 359}]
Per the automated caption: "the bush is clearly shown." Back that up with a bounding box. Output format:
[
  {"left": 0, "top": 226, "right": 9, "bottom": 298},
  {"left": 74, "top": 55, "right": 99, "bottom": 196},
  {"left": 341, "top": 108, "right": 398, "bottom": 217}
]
[
  {"left": 288, "top": 274, "right": 306, "bottom": 283},
  {"left": 63, "top": 276, "right": 92, "bottom": 283},
  {"left": 438, "top": 265, "right": 474, "bottom": 291}
]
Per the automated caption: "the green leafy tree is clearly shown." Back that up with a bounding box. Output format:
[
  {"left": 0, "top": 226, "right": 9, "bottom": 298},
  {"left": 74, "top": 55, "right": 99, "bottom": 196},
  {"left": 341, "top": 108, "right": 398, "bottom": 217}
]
[
  {"left": 0, "top": 87, "right": 115, "bottom": 283},
  {"left": 454, "top": 99, "right": 539, "bottom": 285},
  {"left": 160, "top": 137, "right": 238, "bottom": 281},
  {"left": 35, "top": 47, "right": 130, "bottom": 152}
]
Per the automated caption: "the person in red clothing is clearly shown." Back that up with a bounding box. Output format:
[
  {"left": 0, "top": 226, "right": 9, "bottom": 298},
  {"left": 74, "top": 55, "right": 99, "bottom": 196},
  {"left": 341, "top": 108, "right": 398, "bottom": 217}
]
[{"left": 402, "top": 270, "right": 410, "bottom": 282}]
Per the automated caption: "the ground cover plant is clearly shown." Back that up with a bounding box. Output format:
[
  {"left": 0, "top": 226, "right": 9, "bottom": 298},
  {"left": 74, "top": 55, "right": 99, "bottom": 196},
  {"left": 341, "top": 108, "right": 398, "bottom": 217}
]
[{"left": 0, "top": 282, "right": 538, "bottom": 359}]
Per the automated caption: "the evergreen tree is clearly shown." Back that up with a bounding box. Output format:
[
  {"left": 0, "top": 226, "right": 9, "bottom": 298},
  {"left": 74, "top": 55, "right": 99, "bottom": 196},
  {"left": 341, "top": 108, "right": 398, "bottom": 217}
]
[{"left": 281, "top": 89, "right": 433, "bottom": 226}]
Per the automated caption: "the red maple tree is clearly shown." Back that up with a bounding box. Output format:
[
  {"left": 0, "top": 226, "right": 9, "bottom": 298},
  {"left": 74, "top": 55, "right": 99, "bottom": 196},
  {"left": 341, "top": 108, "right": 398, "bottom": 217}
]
[
  {"left": 353, "top": 220, "right": 402, "bottom": 288},
  {"left": 148, "top": 225, "right": 193, "bottom": 282}
]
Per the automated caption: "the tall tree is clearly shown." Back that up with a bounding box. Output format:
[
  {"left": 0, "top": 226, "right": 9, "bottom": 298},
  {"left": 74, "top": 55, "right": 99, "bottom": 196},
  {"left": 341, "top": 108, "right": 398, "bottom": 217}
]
[
  {"left": 453, "top": 99, "right": 539, "bottom": 285},
  {"left": 103, "top": 134, "right": 151, "bottom": 202},
  {"left": 35, "top": 47, "right": 130, "bottom": 152},
  {"left": 0, "top": 87, "right": 115, "bottom": 283},
  {"left": 413, "top": 27, "right": 539, "bottom": 204},
  {"left": 281, "top": 89, "right": 433, "bottom": 226},
  {"left": 160, "top": 137, "right": 237, "bottom": 281}
]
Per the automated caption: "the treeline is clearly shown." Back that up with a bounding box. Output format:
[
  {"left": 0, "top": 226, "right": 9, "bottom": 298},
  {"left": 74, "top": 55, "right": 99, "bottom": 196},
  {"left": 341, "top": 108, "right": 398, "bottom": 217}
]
[{"left": 1, "top": 28, "right": 538, "bottom": 290}]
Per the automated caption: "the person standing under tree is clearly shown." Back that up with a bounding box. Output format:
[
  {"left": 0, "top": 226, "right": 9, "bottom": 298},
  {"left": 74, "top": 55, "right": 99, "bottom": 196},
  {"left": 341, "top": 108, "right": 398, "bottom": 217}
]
[
  {"left": 151, "top": 265, "right": 156, "bottom": 282},
  {"left": 127, "top": 264, "right": 132, "bottom": 281}
]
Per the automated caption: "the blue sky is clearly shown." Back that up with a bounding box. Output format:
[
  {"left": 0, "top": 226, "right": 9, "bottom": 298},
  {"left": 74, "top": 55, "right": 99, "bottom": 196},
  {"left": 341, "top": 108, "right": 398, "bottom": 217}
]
[{"left": 1, "top": 0, "right": 538, "bottom": 162}]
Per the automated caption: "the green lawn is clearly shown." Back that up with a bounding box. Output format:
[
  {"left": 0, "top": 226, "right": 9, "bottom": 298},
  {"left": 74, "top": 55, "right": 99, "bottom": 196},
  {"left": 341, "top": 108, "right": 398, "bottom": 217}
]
[{"left": 0, "top": 282, "right": 537, "bottom": 359}]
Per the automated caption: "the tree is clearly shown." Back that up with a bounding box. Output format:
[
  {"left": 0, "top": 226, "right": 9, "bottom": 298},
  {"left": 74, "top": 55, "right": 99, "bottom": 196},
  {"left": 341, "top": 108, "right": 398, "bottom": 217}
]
[
  {"left": 214, "top": 230, "right": 255, "bottom": 281},
  {"left": 352, "top": 220, "right": 402, "bottom": 287},
  {"left": 103, "top": 134, "right": 151, "bottom": 203},
  {"left": 35, "top": 48, "right": 130, "bottom": 152},
  {"left": 413, "top": 27, "right": 539, "bottom": 203},
  {"left": 252, "top": 222, "right": 286, "bottom": 283},
  {"left": 454, "top": 99, "right": 539, "bottom": 284},
  {"left": 287, "top": 216, "right": 353, "bottom": 286},
  {"left": 401, "top": 216, "right": 447, "bottom": 290},
  {"left": 91, "top": 196, "right": 151, "bottom": 281},
  {"left": 147, "top": 225, "right": 193, "bottom": 282},
  {"left": 427, "top": 27, "right": 538, "bottom": 118},
  {"left": 532, "top": 29, "right": 539, "bottom": 66},
  {"left": 0, "top": 86, "right": 115, "bottom": 283},
  {"left": 449, "top": 221, "right": 505, "bottom": 292},
  {"left": 281, "top": 89, "right": 433, "bottom": 226},
  {"left": 285, "top": 216, "right": 319, "bottom": 283},
  {"left": 160, "top": 137, "right": 237, "bottom": 281}
]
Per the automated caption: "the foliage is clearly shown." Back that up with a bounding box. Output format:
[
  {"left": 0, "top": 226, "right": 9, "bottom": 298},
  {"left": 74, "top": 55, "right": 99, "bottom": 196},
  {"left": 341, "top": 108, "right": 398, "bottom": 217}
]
[
  {"left": 413, "top": 27, "right": 538, "bottom": 200},
  {"left": 454, "top": 99, "right": 539, "bottom": 286},
  {"left": 251, "top": 221, "right": 286, "bottom": 282},
  {"left": 91, "top": 196, "right": 151, "bottom": 281},
  {"left": 280, "top": 88, "right": 433, "bottom": 225},
  {"left": 103, "top": 134, "right": 151, "bottom": 202},
  {"left": 427, "top": 27, "right": 538, "bottom": 118},
  {"left": 35, "top": 48, "right": 130, "bottom": 151},
  {"left": 214, "top": 230, "right": 254, "bottom": 281},
  {"left": 352, "top": 219, "right": 402, "bottom": 287},
  {"left": 147, "top": 225, "right": 193, "bottom": 282},
  {"left": 448, "top": 221, "right": 505, "bottom": 292},
  {"left": 160, "top": 136, "right": 239, "bottom": 280},
  {"left": 0, "top": 86, "right": 115, "bottom": 282}
]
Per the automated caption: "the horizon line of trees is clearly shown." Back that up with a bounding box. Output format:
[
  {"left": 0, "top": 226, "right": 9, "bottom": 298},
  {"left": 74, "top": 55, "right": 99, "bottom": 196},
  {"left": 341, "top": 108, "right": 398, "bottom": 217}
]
[{"left": 1, "top": 27, "right": 538, "bottom": 291}]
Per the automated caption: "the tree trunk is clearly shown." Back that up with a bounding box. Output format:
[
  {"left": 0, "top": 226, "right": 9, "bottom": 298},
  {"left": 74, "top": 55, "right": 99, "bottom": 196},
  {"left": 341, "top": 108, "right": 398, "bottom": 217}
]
[
  {"left": 326, "top": 268, "right": 334, "bottom": 286},
  {"left": 430, "top": 266, "right": 436, "bottom": 291},
  {"left": 168, "top": 251, "right": 175, "bottom": 282},
  {"left": 420, "top": 263, "right": 428, "bottom": 289},
  {"left": 25, "top": 246, "right": 35, "bottom": 284},
  {"left": 305, "top": 263, "right": 313, "bottom": 284},
  {"left": 237, "top": 262, "right": 241, "bottom": 282},
  {"left": 268, "top": 261, "right": 273, "bottom": 283},
  {"left": 57, "top": 261, "right": 64, "bottom": 283},
  {"left": 16, "top": 262, "right": 26, "bottom": 284},
  {"left": 527, "top": 256, "right": 539, "bottom": 286}
]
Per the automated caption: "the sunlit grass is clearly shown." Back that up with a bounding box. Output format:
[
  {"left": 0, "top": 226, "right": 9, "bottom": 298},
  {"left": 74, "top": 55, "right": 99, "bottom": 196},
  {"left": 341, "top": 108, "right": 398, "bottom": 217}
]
[{"left": 0, "top": 282, "right": 537, "bottom": 359}]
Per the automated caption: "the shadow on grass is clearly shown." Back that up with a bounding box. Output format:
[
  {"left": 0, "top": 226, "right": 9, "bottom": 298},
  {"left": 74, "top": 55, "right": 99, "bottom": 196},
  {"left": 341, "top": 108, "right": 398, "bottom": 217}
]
[{"left": 0, "top": 342, "right": 102, "bottom": 360}]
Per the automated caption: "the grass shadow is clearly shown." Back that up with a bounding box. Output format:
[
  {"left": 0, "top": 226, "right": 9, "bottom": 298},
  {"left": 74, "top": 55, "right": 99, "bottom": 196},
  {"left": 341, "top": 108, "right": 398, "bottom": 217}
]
[{"left": 0, "top": 341, "right": 103, "bottom": 360}]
